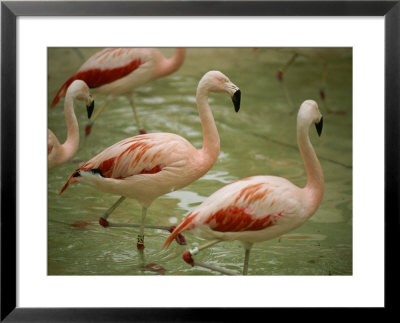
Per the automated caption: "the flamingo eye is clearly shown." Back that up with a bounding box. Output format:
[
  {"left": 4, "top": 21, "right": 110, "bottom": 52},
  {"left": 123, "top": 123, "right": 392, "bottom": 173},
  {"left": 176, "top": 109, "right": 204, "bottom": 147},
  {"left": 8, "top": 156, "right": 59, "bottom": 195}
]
[
  {"left": 217, "top": 76, "right": 227, "bottom": 83},
  {"left": 220, "top": 78, "right": 229, "bottom": 85}
]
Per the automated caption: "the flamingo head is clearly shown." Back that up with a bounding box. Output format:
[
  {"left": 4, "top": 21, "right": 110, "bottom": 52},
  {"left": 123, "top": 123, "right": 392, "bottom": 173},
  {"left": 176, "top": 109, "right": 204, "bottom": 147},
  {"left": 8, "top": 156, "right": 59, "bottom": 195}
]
[
  {"left": 199, "top": 71, "right": 241, "bottom": 112},
  {"left": 66, "top": 80, "right": 95, "bottom": 119},
  {"left": 298, "top": 100, "right": 323, "bottom": 136}
]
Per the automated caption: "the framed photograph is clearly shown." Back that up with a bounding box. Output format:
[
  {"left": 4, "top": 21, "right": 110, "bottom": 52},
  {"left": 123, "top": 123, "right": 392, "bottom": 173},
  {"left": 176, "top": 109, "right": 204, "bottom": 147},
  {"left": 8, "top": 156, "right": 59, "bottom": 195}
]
[{"left": 2, "top": 1, "right": 398, "bottom": 321}]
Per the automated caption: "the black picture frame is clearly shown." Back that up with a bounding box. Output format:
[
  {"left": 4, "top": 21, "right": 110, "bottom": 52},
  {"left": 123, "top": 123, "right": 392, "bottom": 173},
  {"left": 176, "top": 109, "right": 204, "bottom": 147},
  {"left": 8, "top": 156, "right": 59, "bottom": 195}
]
[{"left": 1, "top": 1, "right": 398, "bottom": 321}]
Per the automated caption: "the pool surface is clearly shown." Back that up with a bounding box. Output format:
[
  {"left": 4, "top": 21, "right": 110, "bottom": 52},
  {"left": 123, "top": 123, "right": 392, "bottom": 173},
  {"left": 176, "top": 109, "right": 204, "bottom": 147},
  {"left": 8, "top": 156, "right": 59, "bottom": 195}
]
[{"left": 48, "top": 47, "right": 352, "bottom": 275}]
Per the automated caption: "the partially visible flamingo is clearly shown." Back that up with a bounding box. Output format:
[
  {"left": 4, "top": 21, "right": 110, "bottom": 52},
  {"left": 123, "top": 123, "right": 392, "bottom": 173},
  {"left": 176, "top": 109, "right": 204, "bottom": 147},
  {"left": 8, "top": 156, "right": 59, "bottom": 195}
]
[
  {"left": 50, "top": 48, "right": 186, "bottom": 136},
  {"left": 275, "top": 48, "right": 350, "bottom": 113},
  {"left": 59, "top": 71, "right": 241, "bottom": 250},
  {"left": 48, "top": 80, "right": 94, "bottom": 169},
  {"left": 163, "top": 100, "right": 324, "bottom": 275}
]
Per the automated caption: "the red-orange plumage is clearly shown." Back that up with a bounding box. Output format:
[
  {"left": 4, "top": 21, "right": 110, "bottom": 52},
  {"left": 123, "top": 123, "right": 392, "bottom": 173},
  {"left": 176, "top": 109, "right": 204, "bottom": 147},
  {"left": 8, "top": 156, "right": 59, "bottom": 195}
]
[
  {"left": 162, "top": 206, "right": 283, "bottom": 249},
  {"left": 58, "top": 136, "right": 165, "bottom": 195},
  {"left": 50, "top": 58, "right": 142, "bottom": 109},
  {"left": 205, "top": 207, "right": 282, "bottom": 232},
  {"left": 96, "top": 157, "right": 117, "bottom": 178},
  {"left": 162, "top": 212, "right": 198, "bottom": 248},
  {"left": 234, "top": 183, "right": 269, "bottom": 204},
  {"left": 59, "top": 176, "right": 75, "bottom": 195},
  {"left": 124, "top": 141, "right": 154, "bottom": 165},
  {"left": 139, "top": 165, "right": 163, "bottom": 175}
]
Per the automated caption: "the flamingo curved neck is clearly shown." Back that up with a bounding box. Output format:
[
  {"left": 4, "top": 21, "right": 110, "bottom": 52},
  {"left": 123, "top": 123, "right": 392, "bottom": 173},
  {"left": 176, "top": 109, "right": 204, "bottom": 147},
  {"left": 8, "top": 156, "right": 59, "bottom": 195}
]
[
  {"left": 61, "top": 95, "right": 80, "bottom": 162},
  {"left": 159, "top": 48, "right": 186, "bottom": 77},
  {"left": 297, "top": 120, "right": 324, "bottom": 213},
  {"left": 196, "top": 86, "right": 220, "bottom": 166}
]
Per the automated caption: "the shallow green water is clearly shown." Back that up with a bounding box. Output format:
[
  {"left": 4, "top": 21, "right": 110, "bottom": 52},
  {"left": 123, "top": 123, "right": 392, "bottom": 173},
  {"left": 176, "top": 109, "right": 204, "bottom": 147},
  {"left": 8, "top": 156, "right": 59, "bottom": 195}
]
[{"left": 48, "top": 48, "right": 352, "bottom": 275}]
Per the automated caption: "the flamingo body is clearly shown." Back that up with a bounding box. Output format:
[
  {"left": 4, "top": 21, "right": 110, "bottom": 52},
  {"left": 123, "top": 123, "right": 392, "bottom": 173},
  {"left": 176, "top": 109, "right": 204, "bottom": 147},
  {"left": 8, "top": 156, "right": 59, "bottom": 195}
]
[
  {"left": 163, "top": 100, "right": 324, "bottom": 274},
  {"left": 163, "top": 175, "right": 315, "bottom": 249},
  {"left": 48, "top": 80, "right": 94, "bottom": 169},
  {"left": 60, "top": 132, "right": 214, "bottom": 208},
  {"left": 60, "top": 71, "right": 241, "bottom": 248},
  {"left": 51, "top": 48, "right": 186, "bottom": 108}
]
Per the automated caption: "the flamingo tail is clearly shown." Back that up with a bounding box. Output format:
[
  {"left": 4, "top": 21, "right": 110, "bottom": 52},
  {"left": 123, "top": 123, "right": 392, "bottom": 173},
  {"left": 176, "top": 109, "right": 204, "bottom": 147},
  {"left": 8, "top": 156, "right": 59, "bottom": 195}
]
[
  {"left": 59, "top": 170, "right": 80, "bottom": 195},
  {"left": 162, "top": 214, "right": 196, "bottom": 249}
]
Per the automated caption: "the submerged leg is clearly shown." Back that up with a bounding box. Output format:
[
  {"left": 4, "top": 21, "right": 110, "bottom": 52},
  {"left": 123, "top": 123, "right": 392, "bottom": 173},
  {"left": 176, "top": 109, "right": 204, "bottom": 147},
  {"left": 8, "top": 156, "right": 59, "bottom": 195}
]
[
  {"left": 128, "top": 94, "right": 146, "bottom": 134},
  {"left": 99, "top": 202, "right": 186, "bottom": 246},
  {"left": 319, "top": 62, "right": 328, "bottom": 101},
  {"left": 277, "top": 53, "right": 299, "bottom": 81},
  {"left": 104, "top": 222, "right": 186, "bottom": 246},
  {"left": 277, "top": 53, "right": 298, "bottom": 111},
  {"left": 101, "top": 204, "right": 148, "bottom": 250},
  {"left": 99, "top": 196, "right": 127, "bottom": 227},
  {"left": 137, "top": 207, "right": 147, "bottom": 250}
]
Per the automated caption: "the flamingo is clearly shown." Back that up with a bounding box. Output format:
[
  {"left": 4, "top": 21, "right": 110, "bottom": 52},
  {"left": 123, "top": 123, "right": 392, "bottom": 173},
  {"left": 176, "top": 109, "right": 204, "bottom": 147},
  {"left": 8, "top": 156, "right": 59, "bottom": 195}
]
[
  {"left": 275, "top": 48, "right": 350, "bottom": 113},
  {"left": 163, "top": 100, "right": 324, "bottom": 275},
  {"left": 59, "top": 71, "right": 241, "bottom": 250},
  {"left": 50, "top": 47, "right": 186, "bottom": 136},
  {"left": 48, "top": 80, "right": 94, "bottom": 169}
]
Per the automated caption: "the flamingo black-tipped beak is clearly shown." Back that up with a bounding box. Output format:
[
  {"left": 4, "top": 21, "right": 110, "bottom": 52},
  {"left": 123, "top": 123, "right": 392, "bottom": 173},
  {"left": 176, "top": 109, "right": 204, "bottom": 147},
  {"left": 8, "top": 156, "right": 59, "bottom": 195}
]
[
  {"left": 315, "top": 117, "right": 323, "bottom": 136},
  {"left": 232, "top": 89, "right": 241, "bottom": 113},
  {"left": 86, "top": 100, "right": 95, "bottom": 119}
]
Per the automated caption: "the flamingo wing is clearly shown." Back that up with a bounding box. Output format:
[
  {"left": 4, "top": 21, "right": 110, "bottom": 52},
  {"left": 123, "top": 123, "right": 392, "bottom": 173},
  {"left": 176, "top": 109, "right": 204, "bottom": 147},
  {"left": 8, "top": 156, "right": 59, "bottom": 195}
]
[
  {"left": 59, "top": 133, "right": 183, "bottom": 194},
  {"left": 50, "top": 48, "right": 151, "bottom": 108},
  {"left": 163, "top": 177, "right": 288, "bottom": 248}
]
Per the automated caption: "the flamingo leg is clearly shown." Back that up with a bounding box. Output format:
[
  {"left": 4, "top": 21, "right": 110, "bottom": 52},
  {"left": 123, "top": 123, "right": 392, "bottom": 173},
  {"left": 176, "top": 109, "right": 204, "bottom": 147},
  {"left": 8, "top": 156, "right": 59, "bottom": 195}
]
[
  {"left": 128, "top": 94, "right": 147, "bottom": 135},
  {"left": 98, "top": 199, "right": 186, "bottom": 246},
  {"left": 277, "top": 53, "right": 298, "bottom": 81},
  {"left": 281, "top": 81, "right": 295, "bottom": 112},
  {"left": 99, "top": 200, "right": 147, "bottom": 249},
  {"left": 320, "top": 63, "right": 342, "bottom": 114},
  {"left": 182, "top": 240, "right": 237, "bottom": 275},
  {"left": 136, "top": 207, "right": 147, "bottom": 250},
  {"left": 318, "top": 64, "right": 345, "bottom": 115},
  {"left": 277, "top": 53, "right": 298, "bottom": 111},
  {"left": 107, "top": 223, "right": 172, "bottom": 230},
  {"left": 242, "top": 248, "right": 251, "bottom": 276},
  {"left": 192, "top": 260, "right": 236, "bottom": 275},
  {"left": 98, "top": 196, "right": 126, "bottom": 227},
  {"left": 319, "top": 62, "right": 328, "bottom": 102},
  {"left": 190, "top": 239, "right": 221, "bottom": 255}
]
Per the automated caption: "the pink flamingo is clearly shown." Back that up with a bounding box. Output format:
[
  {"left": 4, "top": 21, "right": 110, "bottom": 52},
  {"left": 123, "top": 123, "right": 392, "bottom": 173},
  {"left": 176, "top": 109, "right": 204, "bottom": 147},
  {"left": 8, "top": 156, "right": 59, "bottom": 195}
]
[
  {"left": 50, "top": 48, "right": 186, "bottom": 136},
  {"left": 59, "top": 71, "right": 241, "bottom": 250},
  {"left": 48, "top": 80, "right": 94, "bottom": 169},
  {"left": 163, "top": 100, "right": 324, "bottom": 275}
]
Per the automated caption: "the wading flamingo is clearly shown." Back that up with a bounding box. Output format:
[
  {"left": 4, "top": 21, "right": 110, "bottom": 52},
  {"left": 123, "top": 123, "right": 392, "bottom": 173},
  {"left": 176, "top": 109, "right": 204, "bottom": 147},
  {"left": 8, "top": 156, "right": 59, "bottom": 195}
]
[
  {"left": 48, "top": 80, "right": 94, "bottom": 169},
  {"left": 275, "top": 48, "right": 350, "bottom": 113},
  {"left": 50, "top": 47, "right": 186, "bottom": 136},
  {"left": 163, "top": 100, "right": 324, "bottom": 275},
  {"left": 59, "top": 71, "right": 241, "bottom": 250}
]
